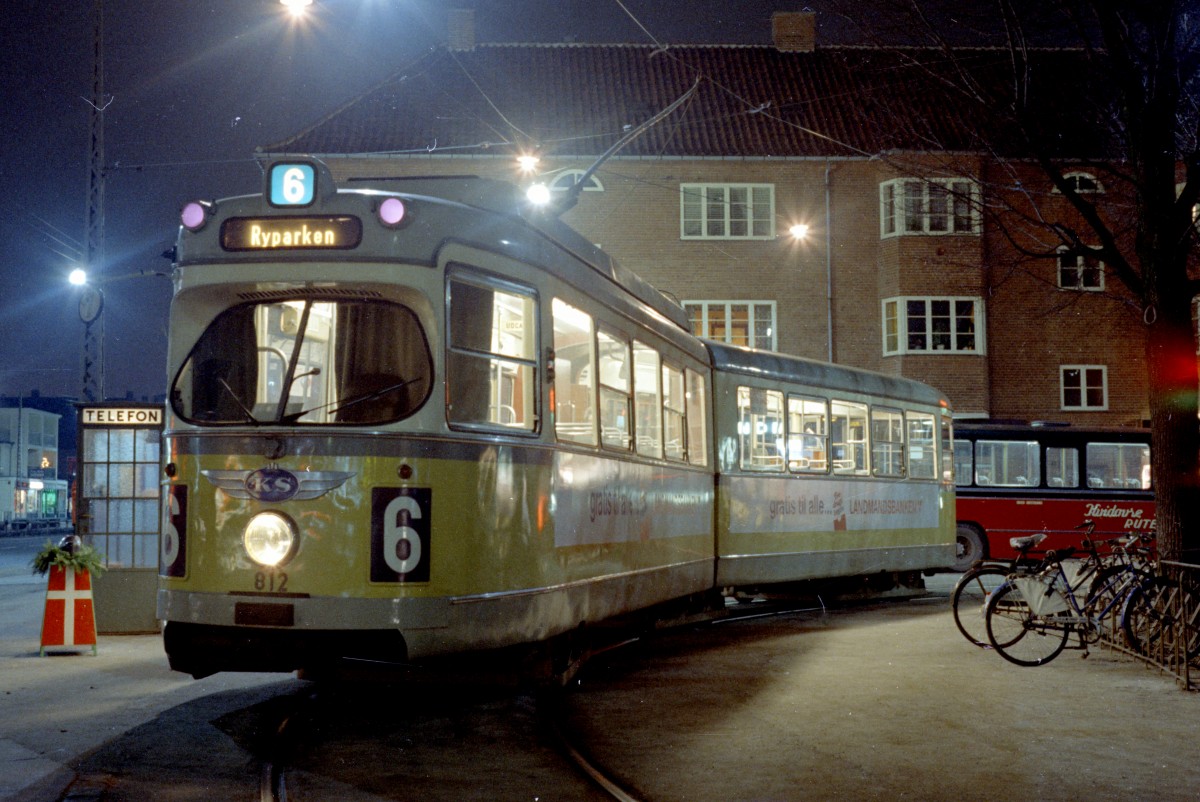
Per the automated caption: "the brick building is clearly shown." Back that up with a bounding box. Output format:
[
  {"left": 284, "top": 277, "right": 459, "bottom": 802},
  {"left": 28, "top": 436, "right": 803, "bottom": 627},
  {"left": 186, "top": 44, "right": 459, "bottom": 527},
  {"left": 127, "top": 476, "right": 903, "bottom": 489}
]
[{"left": 260, "top": 11, "right": 1166, "bottom": 425}]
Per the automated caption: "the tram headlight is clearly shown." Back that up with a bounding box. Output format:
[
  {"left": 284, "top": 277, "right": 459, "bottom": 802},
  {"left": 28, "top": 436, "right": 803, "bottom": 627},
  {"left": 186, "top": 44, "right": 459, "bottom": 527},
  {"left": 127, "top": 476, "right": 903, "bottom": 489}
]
[{"left": 243, "top": 512, "right": 298, "bottom": 567}]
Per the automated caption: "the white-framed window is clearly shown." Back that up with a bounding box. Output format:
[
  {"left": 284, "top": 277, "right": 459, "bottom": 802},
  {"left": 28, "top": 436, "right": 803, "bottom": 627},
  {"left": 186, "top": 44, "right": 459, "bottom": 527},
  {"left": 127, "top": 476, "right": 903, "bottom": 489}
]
[
  {"left": 684, "top": 301, "right": 776, "bottom": 350},
  {"left": 1057, "top": 247, "right": 1104, "bottom": 291},
  {"left": 880, "top": 178, "right": 980, "bottom": 237},
  {"left": 552, "top": 298, "right": 596, "bottom": 445},
  {"left": 882, "top": 297, "right": 983, "bottom": 355},
  {"left": 1054, "top": 172, "right": 1104, "bottom": 194},
  {"left": 549, "top": 170, "right": 604, "bottom": 193},
  {"left": 1061, "top": 365, "right": 1108, "bottom": 410},
  {"left": 681, "top": 183, "right": 775, "bottom": 239}
]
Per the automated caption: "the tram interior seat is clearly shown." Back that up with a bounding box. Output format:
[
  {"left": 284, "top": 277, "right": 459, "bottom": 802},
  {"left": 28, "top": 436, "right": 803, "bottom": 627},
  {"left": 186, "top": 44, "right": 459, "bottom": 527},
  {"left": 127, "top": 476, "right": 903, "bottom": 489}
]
[{"left": 336, "top": 373, "right": 410, "bottom": 423}]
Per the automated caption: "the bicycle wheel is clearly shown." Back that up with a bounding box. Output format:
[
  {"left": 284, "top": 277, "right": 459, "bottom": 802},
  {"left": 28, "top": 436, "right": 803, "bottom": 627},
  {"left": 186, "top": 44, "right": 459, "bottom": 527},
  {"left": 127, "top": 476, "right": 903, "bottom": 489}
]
[
  {"left": 951, "top": 565, "right": 1008, "bottom": 647},
  {"left": 1121, "top": 577, "right": 1200, "bottom": 659},
  {"left": 1085, "top": 564, "right": 1141, "bottom": 626},
  {"left": 985, "top": 581, "right": 1070, "bottom": 666}
]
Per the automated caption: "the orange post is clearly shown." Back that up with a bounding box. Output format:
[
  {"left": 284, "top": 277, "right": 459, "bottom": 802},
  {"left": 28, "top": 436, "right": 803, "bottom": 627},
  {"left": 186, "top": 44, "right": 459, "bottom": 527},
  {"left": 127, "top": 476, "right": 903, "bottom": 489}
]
[{"left": 40, "top": 565, "right": 98, "bottom": 656}]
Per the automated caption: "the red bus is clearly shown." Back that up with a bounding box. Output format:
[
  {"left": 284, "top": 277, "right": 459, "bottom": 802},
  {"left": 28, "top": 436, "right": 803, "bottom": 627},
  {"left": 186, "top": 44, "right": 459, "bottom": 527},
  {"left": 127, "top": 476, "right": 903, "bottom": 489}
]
[{"left": 952, "top": 421, "right": 1152, "bottom": 570}]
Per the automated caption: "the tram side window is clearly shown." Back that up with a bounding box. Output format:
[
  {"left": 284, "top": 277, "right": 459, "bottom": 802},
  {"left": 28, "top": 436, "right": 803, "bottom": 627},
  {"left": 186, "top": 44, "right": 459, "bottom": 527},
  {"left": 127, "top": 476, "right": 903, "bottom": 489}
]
[
  {"left": 1086, "top": 442, "right": 1151, "bottom": 489},
  {"left": 787, "top": 395, "right": 828, "bottom": 473},
  {"left": 739, "top": 387, "right": 784, "bottom": 472},
  {"left": 974, "top": 440, "right": 1039, "bottom": 487},
  {"left": 552, "top": 299, "right": 597, "bottom": 445},
  {"left": 942, "top": 417, "right": 954, "bottom": 485},
  {"left": 1045, "top": 447, "right": 1079, "bottom": 488},
  {"left": 686, "top": 369, "right": 708, "bottom": 466},
  {"left": 871, "top": 407, "right": 905, "bottom": 477},
  {"left": 907, "top": 412, "right": 937, "bottom": 480},
  {"left": 662, "top": 363, "right": 686, "bottom": 461},
  {"left": 447, "top": 276, "right": 537, "bottom": 432},
  {"left": 831, "top": 400, "right": 869, "bottom": 475},
  {"left": 598, "top": 329, "right": 632, "bottom": 450},
  {"left": 633, "top": 342, "right": 663, "bottom": 458}
]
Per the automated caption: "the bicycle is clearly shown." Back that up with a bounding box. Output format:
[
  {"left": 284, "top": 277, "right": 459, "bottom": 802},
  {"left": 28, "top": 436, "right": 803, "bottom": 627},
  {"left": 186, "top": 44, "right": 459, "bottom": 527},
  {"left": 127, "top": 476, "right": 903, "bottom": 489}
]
[
  {"left": 951, "top": 531, "right": 1047, "bottom": 647},
  {"left": 1120, "top": 565, "right": 1200, "bottom": 661},
  {"left": 984, "top": 530, "right": 1155, "bottom": 667}
]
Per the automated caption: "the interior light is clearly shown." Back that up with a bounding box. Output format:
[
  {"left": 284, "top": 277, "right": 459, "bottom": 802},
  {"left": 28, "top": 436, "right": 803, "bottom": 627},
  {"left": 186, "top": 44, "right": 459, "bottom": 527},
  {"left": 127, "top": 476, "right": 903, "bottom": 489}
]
[
  {"left": 181, "top": 201, "right": 210, "bottom": 232},
  {"left": 526, "top": 183, "right": 552, "bottom": 205},
  {"left": 378, "top": 197, "right": 406, "bottom": 227},
  {"left": 69, "top": 268, "right": 88, "bottom": 286}
]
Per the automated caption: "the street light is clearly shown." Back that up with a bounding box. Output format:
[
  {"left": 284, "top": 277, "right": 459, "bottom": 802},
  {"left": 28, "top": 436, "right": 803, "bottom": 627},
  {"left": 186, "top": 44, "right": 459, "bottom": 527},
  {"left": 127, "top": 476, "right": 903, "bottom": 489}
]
[
  {"left": 70, "top": 268, "right": 168, "bottom": 402},
  {"left": 72, "top": 270, "right": 105, "bottom": 402},
  {"left": 280, "top": 0, "right": 313, "bottom": 16}
]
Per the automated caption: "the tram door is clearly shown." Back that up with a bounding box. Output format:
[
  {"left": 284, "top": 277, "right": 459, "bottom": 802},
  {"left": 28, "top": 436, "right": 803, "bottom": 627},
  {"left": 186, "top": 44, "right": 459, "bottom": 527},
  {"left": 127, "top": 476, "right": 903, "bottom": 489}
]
[{"left": 76, "top": 403, "right": 164, "bottom": 633}]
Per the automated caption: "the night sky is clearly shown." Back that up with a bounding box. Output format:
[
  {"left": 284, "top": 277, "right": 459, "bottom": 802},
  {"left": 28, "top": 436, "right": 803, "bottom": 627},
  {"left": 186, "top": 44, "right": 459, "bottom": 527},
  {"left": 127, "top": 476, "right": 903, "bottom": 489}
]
[{"left": 0, "top": 0, "right": 1012, "bottom": 400}]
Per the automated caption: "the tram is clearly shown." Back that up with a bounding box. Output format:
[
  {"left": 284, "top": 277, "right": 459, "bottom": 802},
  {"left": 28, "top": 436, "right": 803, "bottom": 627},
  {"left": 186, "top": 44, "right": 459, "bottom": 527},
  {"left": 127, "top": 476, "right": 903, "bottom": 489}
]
[{"left": 158, "top": 159, "right": 955, "bottom": 678}]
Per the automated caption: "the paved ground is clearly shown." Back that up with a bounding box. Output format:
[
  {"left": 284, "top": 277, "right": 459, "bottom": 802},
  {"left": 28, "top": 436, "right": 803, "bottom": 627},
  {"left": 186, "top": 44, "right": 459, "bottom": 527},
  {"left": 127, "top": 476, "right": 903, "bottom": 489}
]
[
  {"left": 566, "top": 583, "right": 1200, "bottom": 801},
  {"left": 2, "top": 533, "right": 1198, "bottom": 801},
  {"left": 0, "top": 538, "right": 280, "bottom": 802}
]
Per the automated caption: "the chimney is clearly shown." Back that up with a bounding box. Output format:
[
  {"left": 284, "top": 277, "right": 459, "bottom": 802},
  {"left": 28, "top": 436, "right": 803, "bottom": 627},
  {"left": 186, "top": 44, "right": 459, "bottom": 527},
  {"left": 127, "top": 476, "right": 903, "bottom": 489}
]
[
  {"left": 772, "top": 11, "right": 816, "bottom": 53},
  {"left": 448, "top": 8, "right": 476, "bottom": 52}
]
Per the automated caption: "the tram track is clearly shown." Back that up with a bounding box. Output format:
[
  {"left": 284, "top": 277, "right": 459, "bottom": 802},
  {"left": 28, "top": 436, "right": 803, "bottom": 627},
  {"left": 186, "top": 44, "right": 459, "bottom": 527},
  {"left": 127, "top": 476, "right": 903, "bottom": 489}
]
[{"left": 254, "top": 593, "right": 866, "bottom": 802}]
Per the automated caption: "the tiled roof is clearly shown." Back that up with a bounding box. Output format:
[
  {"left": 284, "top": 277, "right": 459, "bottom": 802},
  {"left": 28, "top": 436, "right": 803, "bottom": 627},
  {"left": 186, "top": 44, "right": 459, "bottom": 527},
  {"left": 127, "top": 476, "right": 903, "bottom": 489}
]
[{"left": 262, "top": 43, "right": 1114, "bottom": 160}]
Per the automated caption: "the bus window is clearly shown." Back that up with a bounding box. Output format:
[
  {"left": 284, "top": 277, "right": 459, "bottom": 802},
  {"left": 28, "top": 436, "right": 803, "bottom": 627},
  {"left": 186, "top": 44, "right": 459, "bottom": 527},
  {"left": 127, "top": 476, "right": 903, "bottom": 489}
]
[
  {"left": 1046, "top": 447, "right": 1079, "bottom": 488},
  {"left": 685, "top": 368, "right": 708, "bottom": 466},
  {"left": 552, "top": 298, "right": 596, "bottom": 445},
  {"left": 787, "top": 395, "right": 828, "bottom": 473},
  {"left": 907, "top": 412, "right": 937, "bottom": 480},
  {"left": 975, "top": 440, "right": 1039, "bottom": 487},
  {"left": 871, "top": 407, "right": 905, "bottom": 477},
  {"left": 1087, "top": 442, "right": 1151, "bottom": 489},
  {"left": 953, "top": 440, "right": 973, "bottom": 486},
  {"left": 447, "top": 276, "right": 537, "bottom": 431},
  {"left": 662, "top": 363, "right": 686, "bottom": 461},
  {"left": 739, "top": 387, "right": 784, "bottom": 471},
  {"left": 633, "top": 341, "right": 662, "bottom": 458},
  {"left": 831, "top": 400, "right": 868, "bottom": 475},
  {"left": 598, "top": 329, "right": 631, "bottom": 450}
]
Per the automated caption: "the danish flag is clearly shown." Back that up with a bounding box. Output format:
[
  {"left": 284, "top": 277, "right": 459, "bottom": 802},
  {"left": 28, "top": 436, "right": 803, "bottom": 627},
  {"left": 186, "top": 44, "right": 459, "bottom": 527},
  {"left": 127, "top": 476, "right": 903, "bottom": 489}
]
[{"left": 40, "top": 566, "right": 98, "bottom": 655}]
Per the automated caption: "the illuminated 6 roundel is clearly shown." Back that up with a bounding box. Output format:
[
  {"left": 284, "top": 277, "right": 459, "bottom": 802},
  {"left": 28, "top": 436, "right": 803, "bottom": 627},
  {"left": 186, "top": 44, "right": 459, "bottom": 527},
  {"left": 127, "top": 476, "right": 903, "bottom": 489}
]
[{"left": 270, "top": 163, "right": 316, "bottom": 207}]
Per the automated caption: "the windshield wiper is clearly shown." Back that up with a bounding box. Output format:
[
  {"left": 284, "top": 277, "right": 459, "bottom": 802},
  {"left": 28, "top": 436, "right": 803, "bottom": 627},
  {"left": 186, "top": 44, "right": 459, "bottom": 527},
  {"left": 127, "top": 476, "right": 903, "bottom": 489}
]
[
  {"left": 281, "top": 378, "right": 418, "bottom": 424},
  {"left": 218, "top": 378, "right": 258, "bottom": 424}
]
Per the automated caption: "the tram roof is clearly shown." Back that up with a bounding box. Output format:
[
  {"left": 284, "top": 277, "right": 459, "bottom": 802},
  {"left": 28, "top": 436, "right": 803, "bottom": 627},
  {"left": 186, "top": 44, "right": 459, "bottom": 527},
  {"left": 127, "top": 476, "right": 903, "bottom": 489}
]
[
  {"left": 345, "top": 173, "right": 692, "bottom": 331},
  {"left": 705, "top": 340, "right": 949, "bottom": 409},
  {"left": 175, "top": 169, "right": 692, "bottom": 333}
]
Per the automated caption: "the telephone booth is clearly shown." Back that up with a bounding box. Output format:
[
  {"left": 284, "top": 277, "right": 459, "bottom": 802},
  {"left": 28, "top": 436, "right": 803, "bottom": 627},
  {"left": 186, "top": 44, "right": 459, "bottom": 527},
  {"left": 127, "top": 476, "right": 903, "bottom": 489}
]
[{"left": 76, "top": 402, "right": 164, "bottom": 633}]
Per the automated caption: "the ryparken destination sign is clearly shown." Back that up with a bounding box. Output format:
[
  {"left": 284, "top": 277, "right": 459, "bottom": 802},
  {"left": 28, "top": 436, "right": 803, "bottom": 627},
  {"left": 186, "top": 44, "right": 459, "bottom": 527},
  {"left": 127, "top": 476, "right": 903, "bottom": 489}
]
[{"left": 220, "top": 216, "right": 362, "bottom": 251}]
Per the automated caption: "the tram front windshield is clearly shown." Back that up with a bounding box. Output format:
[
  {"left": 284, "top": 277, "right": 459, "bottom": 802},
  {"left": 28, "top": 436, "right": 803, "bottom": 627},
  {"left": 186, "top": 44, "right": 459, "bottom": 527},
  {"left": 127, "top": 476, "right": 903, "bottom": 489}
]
[{"left": 171, "top": 298, "right": 432, "bottom": 425}]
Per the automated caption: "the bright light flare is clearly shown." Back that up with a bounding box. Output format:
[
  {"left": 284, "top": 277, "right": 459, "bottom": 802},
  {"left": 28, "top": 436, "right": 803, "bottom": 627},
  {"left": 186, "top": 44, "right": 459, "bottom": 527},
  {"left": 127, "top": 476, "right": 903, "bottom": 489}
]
[
  {"left": 789, "top": 223, "right": 810, "bottom": 240},
  {"left": 517, "top": 154, "right": 540, "bottom": 173},
  {"left": 280, "top": 0, "right": 313, "bottom": 16},
  {"left": 526, "top": 183, "right": 552, "bottom": 205},
  {"left": 69, "top": 268, "right": 88, "bottom": 286}
]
